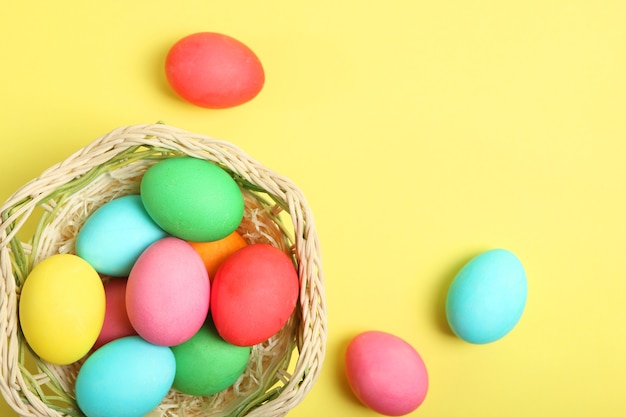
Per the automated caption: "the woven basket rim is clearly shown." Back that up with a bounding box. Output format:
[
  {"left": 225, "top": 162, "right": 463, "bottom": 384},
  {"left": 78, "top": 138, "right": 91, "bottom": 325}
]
[{"left": 0, "top": 123, "right": 327, "bottom": 417}]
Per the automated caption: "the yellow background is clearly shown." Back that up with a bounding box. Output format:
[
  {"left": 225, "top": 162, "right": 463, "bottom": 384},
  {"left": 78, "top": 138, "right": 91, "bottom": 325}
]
[{"left": 2, "top": 1, "right": 626, "bottom": 416}]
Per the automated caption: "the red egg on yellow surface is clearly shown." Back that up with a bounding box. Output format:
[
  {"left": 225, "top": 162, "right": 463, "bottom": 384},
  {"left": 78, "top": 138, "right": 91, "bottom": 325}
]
[{"left": 165, "top": 32, "right": 265, "bottom": 108}]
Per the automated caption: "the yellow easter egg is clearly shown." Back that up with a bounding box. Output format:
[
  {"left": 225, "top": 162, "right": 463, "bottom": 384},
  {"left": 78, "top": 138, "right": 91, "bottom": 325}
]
[{"left": 19, "top": 254, "right": 105, "bottom": 365}]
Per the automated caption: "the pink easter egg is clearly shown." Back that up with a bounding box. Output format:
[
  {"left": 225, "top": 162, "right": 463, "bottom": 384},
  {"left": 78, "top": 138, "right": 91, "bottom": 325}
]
[
  {"left": 211, "top": 244, "right": 299, "bottom": 346},
  {"left": 126, "top": 237, "right": 210, "bottom": 346},
  {"left": 345, "top": 331, "right": 428, "bottom": 416},
  {"left": 93, "top": 279, "right": 136, "bottom": 350}
]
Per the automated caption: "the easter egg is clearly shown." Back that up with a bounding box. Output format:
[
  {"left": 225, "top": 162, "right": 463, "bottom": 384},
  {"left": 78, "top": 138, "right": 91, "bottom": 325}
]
[
  {"left": 93, "top": 279, "right": 136, "bottom": 350},
  {"left": 188, "top": 231, "right": 248, "bottom": 279},
  {"left": 75, "top": 336, "right": 175, "bottom": 417},
  {"left": 75, "top": 195, "right": 168, "bottom": 276},
  {"left": 19, "top": 254, "right": 105, "bottom": 365},
  {"left": 211, "top": 243, "right": 299, "bottom": 346},
  {"left": 126, "top": 237, "right": 210, "bottom": 346},
  {"left": 345, "top": 331, "right": 428, "bottom": 416},
  {"left": 140, "top": 157, "right": 244, "bottom": 242},
  {"left": 165, "top": 32, "right": 265, "bottom": 108},
  {"left": 171, "top": 320, "right": 251, "bottom": 396},
  {"left": 446, "top": 248, "right": 528, "bottom": 344}
]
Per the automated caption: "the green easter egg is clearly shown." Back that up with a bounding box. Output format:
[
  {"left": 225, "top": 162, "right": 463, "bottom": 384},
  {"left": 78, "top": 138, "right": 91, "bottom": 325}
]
[
  {"left": 140, "top": 157, "right": 244, "bottom": 241},
  {"left": 171, "top": 320, "right": 251, "bottom": 396}
]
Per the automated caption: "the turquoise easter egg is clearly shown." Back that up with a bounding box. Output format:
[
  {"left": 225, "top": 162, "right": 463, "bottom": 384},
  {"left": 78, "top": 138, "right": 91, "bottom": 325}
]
[
  {"left": 445, "top": 249, "right": 527, "bottom": 344},
  {"left": 76, "top": 195, "right": 168, "bottom": 276},
  {"left": 75, "top": 336, "right": 175, "bottom": 417}
]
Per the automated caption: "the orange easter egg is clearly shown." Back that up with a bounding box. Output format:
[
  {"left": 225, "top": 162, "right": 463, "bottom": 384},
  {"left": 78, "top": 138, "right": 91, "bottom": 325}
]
[{"left": 188, "top": 231, "right": 248, "bottom": 279}]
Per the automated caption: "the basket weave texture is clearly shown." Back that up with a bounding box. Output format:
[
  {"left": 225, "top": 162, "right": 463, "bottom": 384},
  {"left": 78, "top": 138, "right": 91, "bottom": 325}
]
[{"left": 0, "top": 124, "right": 327, "bottom": 417}]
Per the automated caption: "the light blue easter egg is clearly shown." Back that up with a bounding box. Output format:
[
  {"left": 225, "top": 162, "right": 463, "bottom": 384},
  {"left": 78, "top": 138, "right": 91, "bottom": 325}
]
[
  {"left": 75, "top": 336, "right": 175, "bottom": 417},
  {"left": 445, "top": 249, "right": 527, "bottom": 344},
  {"left": 76, "top": 195, "right": 168, "bottom": 276}
]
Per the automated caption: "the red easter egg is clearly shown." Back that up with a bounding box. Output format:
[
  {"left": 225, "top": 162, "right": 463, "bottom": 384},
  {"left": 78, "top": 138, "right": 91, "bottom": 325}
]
[
  {"left": 211, "top": 244, "right": 299, "bottom": 346},
  {"left": 93, "top": 279, "right": 136, "bottom": 350},
  {"left": 165, "top": 32, "right": 265, "bottom": 108},
  {"left": 345, "top": 331, "right": 429, "bottom": 416}
]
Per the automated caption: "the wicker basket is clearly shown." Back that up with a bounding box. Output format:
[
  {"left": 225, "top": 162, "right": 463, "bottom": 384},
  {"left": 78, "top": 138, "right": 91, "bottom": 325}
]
[{"left": 0, "top": 124, "right": 327, "bottom": 417}]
